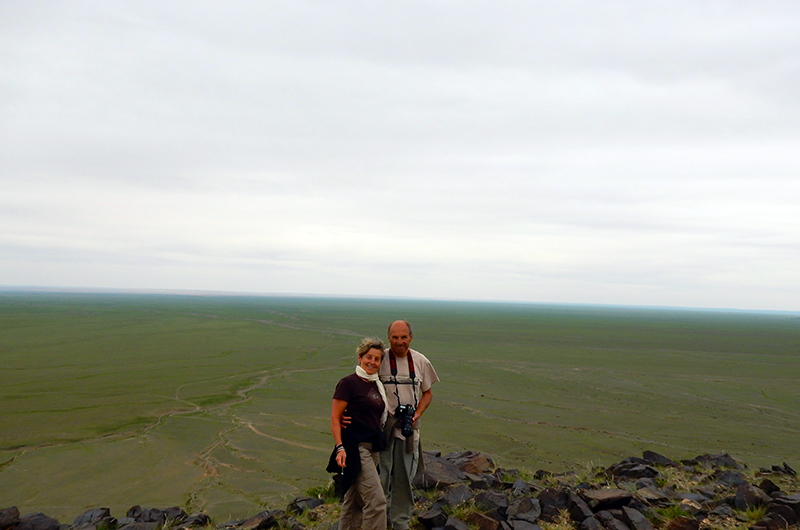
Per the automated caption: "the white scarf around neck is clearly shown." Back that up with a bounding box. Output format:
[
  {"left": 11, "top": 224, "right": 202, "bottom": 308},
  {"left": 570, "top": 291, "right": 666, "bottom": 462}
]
[{"left": 355, "top": 365, "right": 389, "bottom": 427}]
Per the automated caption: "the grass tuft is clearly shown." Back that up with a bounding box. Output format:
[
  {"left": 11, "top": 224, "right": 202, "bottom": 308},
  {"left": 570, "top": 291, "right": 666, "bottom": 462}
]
[
  {"left": 539, "top": 509, "right": 576, "bottom": 530},
  {"left": 654, "top": 505, "right": 691, "bottom": 520},
  {"left": 305, "top": 481, "right": 340, "bottom": 504},
  {"left": 737, "top": 505, "right": 767, "bottom": 523}
]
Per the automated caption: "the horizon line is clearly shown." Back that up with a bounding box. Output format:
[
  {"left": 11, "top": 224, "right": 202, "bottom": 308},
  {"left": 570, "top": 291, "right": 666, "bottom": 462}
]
[{"left": 2, "top": 284, "right": 799, "bottom": 317}]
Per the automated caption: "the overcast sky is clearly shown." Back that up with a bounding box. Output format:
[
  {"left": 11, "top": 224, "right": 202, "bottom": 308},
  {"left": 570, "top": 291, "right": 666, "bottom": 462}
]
[{"left": 2, "top": 1, "right": 799, "bottom": 311}]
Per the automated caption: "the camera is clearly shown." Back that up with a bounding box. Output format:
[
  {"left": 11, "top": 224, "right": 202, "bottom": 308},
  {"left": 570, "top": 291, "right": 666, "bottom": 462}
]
[{"left": 394, "top": 404, "right": 416, "bottom": 438}]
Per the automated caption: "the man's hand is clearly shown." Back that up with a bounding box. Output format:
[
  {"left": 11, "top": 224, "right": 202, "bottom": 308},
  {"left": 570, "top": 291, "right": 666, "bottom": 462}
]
[
  {"left": 335, "top": 448, "right": 346, "bottom": 468},
  {"left": 340, "top": 415, "right": 352, "bottom": 428}
]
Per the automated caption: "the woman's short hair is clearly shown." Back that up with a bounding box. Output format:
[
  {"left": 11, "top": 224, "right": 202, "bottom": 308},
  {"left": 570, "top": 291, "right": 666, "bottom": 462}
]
[{"left": 356, "top": 337, "right": 386, "bottom": 359}]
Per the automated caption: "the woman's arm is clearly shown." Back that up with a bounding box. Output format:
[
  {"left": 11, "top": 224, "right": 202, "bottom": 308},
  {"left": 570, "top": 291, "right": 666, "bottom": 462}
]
[{"left": 331, "top": 398, "right": 348, "bottom": 467}]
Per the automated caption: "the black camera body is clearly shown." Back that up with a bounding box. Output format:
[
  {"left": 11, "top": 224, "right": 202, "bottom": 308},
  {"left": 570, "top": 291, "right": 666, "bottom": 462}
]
[{"left": 394, "top": 403, "right": 416, "bottom": 438}]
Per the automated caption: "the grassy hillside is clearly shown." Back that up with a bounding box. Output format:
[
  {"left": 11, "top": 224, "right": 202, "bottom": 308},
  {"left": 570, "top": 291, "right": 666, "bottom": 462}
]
[{"left": 1, "top": 293, "right": 799, "bottom": 522}]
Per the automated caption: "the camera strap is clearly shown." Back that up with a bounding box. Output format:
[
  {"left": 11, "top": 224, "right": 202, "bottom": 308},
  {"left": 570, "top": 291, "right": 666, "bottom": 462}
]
[
  {"left": 387, "top": 350, "right": 418, "bottom": 409},
  {"left": 389, "top": 350, "right": 415, "bottom": 380}
]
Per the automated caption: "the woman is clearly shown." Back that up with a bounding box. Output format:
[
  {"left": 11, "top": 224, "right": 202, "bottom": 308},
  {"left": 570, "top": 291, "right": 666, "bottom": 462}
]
[{"left": 330, "top": 338, "right": 389, "bottom": 530}]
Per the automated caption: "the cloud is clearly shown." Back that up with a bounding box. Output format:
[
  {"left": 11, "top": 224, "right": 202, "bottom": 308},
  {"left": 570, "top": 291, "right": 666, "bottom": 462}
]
[{"left": 1, "top": 1, "right": 799, "bottom": 310}]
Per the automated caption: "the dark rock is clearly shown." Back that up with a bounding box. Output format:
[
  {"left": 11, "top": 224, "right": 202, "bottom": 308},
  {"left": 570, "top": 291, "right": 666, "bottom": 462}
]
[
  {"left": 511, "top": 479, "right": 531, "bottom": 496},
  {"left": 1, "top": 507, "right": 21, "bottom": 530},
  {"left": 445, "top": 451, "right": 495, "bottom": 474},
  {"left": 466, "top": 473, "right": 502, "bottom": 490},
  {"left": 18, "top": 514, "right": 60, "bottom": 530},
  {"left": 621, "top": 507, "right": 654, "bottom": 530},
  {"left": 444, "top": 517, "right": 470, "bottom": 530},
  {"left": 237, "top": 510, "right": 283, "bottom": 530},
  {"left": 280, "top": 517, "right": 303, "bottom": 530},
  {"left": 126, "top": 507, "right": 143, "bottom": 521},
  {"left": 537, "top": 488, "right": 570, "bottom": 522},
  {"left": 116, "top": 523, "right": 158, "bottom": 530},
  {"left": 623, "top": 465, "right": 659, "bottom": 480},
  {"left": 71, "top": 515, "right": 117, "bottom": 530},
  {"left": 418, "top": 508, "right": 448, "bottom": 530},
  {"left": 594, "top": 511, "right": 630, "bottom": 530},
  {"left": 636, "top": 486, "right": 668, "bottom": 503},
  {"left": 626, "top": 499, "right": 650, "bottom": 517},
  {"left": 676, "top": 493, "right": 707, "bottom": 504},
  {"left": 174, "top": 514, "right": 211, "bottom": 530},
  {"left": 72, "top": 509, "right": 111, "bottom": 528},
  {"left": 140, "top": 510, "right": 164, "bottom": 525},
  {"left": 94, "top": 518, "right": 118, "bottom": 530},
  {"left": 442, "top": 484, "right": 475, "bottom": 506},
  {"left": 664, "top": 517, "right": 699, "bottom": 530},
  {"left": 635, "top": 478, "right": 658, "bottom": 490},
  {"left": 579, "top": 517, "right": 604, "bottom": 530},
  {"left": 507, "top": 521, "right": 541, "bottom": 530},
  {"left": 475, "top": 490, "right": 509, "bottom": 510},
  {"left": 467, "top": 513, "right": 501, "bottom": 530},
  {"left": 594, "top": 511, "right": 616, "bottom": 525},
  {"left": 415, "top": 454, "right": 467, "bottom": 489},
  {"left": 164, "top": 507, "right": 187, "bottom": 524},
  {"left": 771, "top": 494, "right": 800, "bottom": 518},
  {"left": 286, "top": 498, "right": 323, "bottom": 515},
  {"left": 750, "top": 516, "right": 789, "bottom": 530},
  {"left": 533, "top": 470, "right": 552, "bottom": 480},
  {"left": 736, "top": 485, "right": 772, "bottom": 510},
  {"left": 694, "top": 486, "right": 715, "bottom": 500},
  {"left": 474, "top": 491, "right": 509, "bottom": 520},
  {"left": 758, "top": 480, "right": 781, "bottom": 496},
  {"left": 766, "top": 503, "right": 798, "bottom": 526},
  {"left": 567, "top": 493, "right": 593, "bottom": 523},
  {"left": 507, "top": 497, "right": 541, "bottom": 524},
  {"left": 721, "top": 494, "right": 737, "bottom": 508},
  {"left": 659, "top": 487, "right": 682, "bottom": 500},
  {"left": 710, "top": 504, "right": 736, "bottom": 518},
  {"left": 607, "top": 460, "right": 659, "bottom": 480},
  {"left": 712, "top": 470, "right": 748, "bottom": 488},
  {"left": 642, "top": 451, "right": 680, "bottom": 468},
  {"left": 678, "top": 499, "right": 702, "bottom": 516},
  {"left": 581, "top": 489, "right": 634, "bottom": 511},
  {"left": 693, "top": 454, "right": 741, "bottom": 470},
  {"left": 80, "top": 518, "right": 101, "bottom": 530}
]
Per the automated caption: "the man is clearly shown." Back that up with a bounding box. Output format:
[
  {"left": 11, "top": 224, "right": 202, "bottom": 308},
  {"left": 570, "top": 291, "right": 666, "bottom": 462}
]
[{"left": 379, "top": 320, "right": 439, "bottom": 530}]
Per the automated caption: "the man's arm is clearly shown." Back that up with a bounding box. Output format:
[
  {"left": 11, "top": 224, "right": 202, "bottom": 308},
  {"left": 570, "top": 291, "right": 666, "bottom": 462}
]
[{"left": 413, "top": 387, "right": 433, "bottom": 423}]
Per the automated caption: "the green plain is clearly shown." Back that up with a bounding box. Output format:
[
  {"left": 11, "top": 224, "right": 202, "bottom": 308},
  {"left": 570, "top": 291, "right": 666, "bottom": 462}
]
[{"left": 1, "top": 293, "right": 799, "bottom": 522}]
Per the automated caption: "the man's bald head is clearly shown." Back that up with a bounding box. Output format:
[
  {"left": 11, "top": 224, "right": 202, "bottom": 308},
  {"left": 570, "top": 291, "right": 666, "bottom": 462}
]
[{"left": 387, "top": 320, "right": 413, "bottom": 357}]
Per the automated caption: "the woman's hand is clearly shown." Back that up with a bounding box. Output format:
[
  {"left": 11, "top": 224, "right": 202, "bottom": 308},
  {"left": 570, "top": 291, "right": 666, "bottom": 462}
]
[{"left": 335, "top": 447, "right": 346, "bottom": 468}]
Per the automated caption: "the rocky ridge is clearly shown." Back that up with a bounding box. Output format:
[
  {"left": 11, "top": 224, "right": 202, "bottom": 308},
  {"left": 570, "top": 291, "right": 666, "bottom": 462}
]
[{"left": 2, "top": 450, "right": 799, "bottom": 530}]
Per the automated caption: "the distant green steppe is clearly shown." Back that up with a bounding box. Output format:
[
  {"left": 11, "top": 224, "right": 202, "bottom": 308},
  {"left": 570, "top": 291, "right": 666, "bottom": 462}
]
[{"left": 1, "top": 293, "right": 799, "bottom": 522}]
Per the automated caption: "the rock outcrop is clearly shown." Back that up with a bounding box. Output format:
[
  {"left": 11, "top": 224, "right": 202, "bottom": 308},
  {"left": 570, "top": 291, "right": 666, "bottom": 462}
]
[
  {"left": 408, "top": 450, "right": 799, "bottom": 530},
  {"left": 2, "top": 451, "right": 798, "bottom": 530}
]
